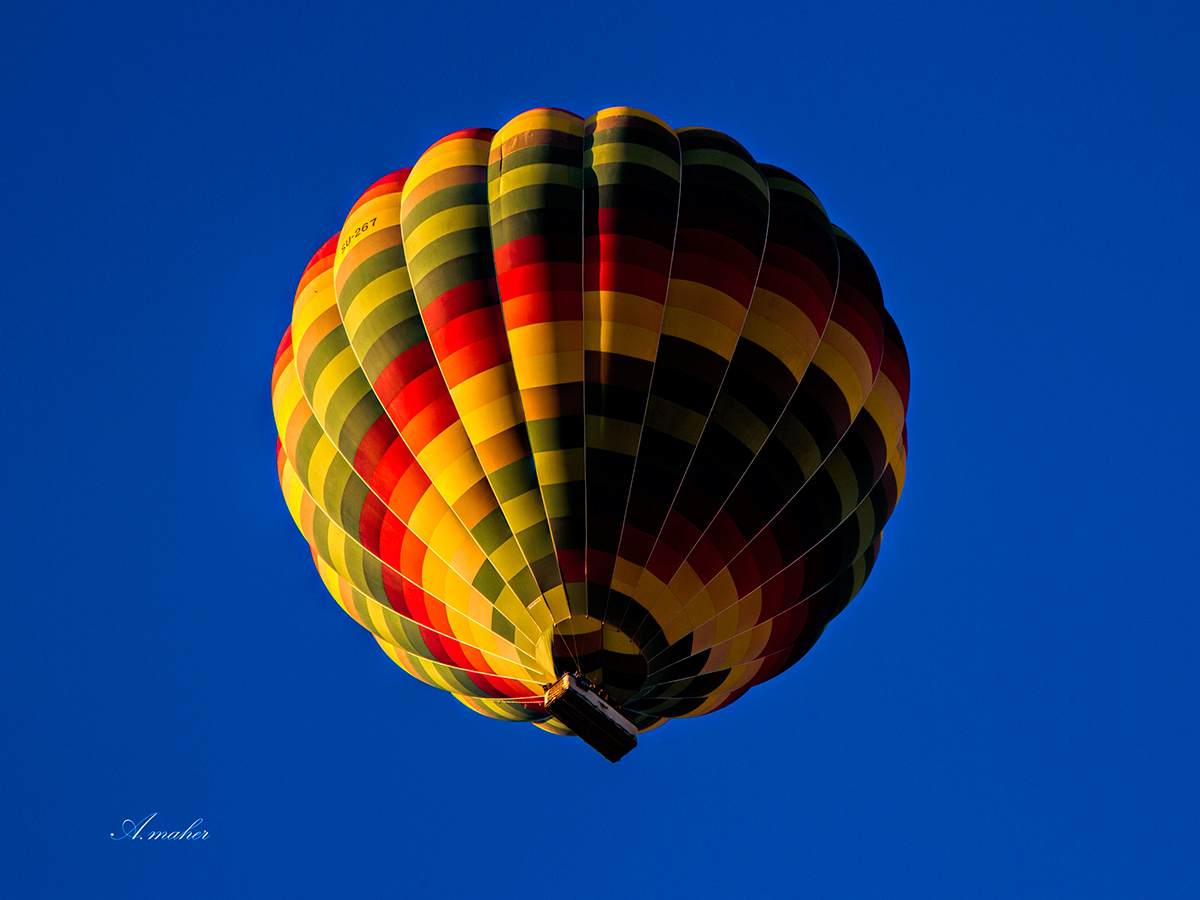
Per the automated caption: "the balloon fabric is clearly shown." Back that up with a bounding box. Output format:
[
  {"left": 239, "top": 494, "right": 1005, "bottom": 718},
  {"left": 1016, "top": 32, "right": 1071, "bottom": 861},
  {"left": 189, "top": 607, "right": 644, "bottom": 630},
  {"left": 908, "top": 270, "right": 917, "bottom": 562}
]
[{"left": 271, "top": 106, "right": 909, "bottom": 744}]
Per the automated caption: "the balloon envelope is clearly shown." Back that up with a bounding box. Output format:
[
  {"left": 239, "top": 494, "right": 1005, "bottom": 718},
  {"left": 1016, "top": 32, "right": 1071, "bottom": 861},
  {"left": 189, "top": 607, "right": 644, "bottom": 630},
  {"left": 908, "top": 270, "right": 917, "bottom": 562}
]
[{"left": 271, "top": 107, "right": 909, "bottom": 739}]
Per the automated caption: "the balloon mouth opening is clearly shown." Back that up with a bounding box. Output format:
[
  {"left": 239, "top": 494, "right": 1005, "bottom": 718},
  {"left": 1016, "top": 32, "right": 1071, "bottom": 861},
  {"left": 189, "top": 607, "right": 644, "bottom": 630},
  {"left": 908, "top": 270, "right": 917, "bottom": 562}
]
[{"left": 538, "top": 615, "right": 648, "bottom": 706}]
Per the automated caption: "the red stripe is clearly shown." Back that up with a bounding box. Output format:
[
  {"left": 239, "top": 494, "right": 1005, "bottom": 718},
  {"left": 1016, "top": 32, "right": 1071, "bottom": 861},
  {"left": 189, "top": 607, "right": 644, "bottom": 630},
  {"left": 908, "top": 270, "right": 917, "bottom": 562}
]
[
  {"left": 424, "top": 127, "right": 496, "bottom": 150},
  {"left": 345, "top": 168, "right": 410, "bottom": 217},
  {"left": 351, "top": 412, "right": 400, "bottom": 482},
  {"left": 500, "top": 291, "right": 583, "bottom": 329},
  {"left": 296, "top": 234, "right": 337, "bottom": 295},
  {"left": 430, "top": 304, "right": 505, "bottom": 359},
  {"left": 436, "top": 333, "right": 512, "bottom": 385},
  {"left": 368, "top": 438, "right": 420, "bottom": 512},
  {"left": 373, "top": 341, "right": 439, "bottom": 409},
  {"left": 357, "top": 493, "right": 387, "bottom": 557},
  {"left": 421, "top": 278, "right": 497, "bottom": 333},
  {"left": 497, "top": 263, "right": 583, "bottom": 303},
  {"left": 493, "top": 234, "right": 579, "bottom": 272},
  {"left": 556, "top": 548, "right": 586, "bottom": 585},
  {"left": 380, "top": 564, "right": 414, "bottom": 619},
  {"left": 402, "top": 390, "right": 461, "bottom": 451}
]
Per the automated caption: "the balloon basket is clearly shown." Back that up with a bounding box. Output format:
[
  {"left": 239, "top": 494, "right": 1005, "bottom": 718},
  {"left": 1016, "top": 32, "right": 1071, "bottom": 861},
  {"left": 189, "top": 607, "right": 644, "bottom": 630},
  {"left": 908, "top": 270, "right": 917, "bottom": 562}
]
[{"left": 544, "top": 673, "right": 638, "bottom": 762}]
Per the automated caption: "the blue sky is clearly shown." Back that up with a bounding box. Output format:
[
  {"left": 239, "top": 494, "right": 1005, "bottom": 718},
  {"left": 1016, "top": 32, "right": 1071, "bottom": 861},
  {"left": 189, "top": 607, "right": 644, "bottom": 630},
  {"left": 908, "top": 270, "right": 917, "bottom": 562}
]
[{"left": 4, "top": 1, "right": 1198, "bottom": 897}]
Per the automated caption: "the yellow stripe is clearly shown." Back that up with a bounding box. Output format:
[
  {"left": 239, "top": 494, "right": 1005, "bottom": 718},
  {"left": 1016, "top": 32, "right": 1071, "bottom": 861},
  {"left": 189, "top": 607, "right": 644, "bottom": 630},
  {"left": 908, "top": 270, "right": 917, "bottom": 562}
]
[
  {"left": 493, "top": 107, "right": 581, "bottom": 147},
  {"left": 586, "top": 140, "right": 678, "bottom": 178},
  {"left": 661, "top": 302, "right": 741, "bottom": 360},
  {"left": 339, "top": 265, "right": 412, "bottom": 342},
  {"left": 817, "top": 321, "right": 873, "bottom": 407},
  {"left": 501, "top": 490, "right": 551, "bottom": 533},
  {"left": 810, "top": 343, "right": 864, "bottom": 417},
  {"left": 868, "top": 374, "right": 904, "bottom": 443},
  {"left": 532, "top": 448, "right": 583, "bottom": 486},
  {"left": 271, "top": 363, "right": 304, "bottom": 438},
  {"left": 507, "top": 321, "right": 583, "bottom": 365},
  {"left": 407, "top": 136, "right": 491, "bottom": 187},
  {"left": 488, "top": 538, "right": 535, "bottom": 586},
  {"left": 403, "top": 203, "right": 489, "bottom": 260},
  {"left": 675, "top": 140, "right": 768, "bottom": 197},
  {"left": 302, "top": 432, "right": 339, "bottom": 498},
  {"left": 291, "top": 270, "right": 335, "bottom": 341},
  {"left": 740, "top": 291, "right": 823, "bottom": 379},
  {"left": 459, "top": 391, "right": 526, "bottom": 444},
  {"left": 862, "top": 387, "right": 899, "bottom": 451},
  {"left": 589, "top": 106, "right": 673, "bottom": 132},
  {"left": 422, "top": 438, "right": 487, "bottom": 506},
  {"left": 309, "top": 344, "right": 367, "bottom": 424},
  {"left": 584, "top": 415, "right": 641, "bottom": 453},
  {"left": 491, "top": 161, "right": 575, "bottom": 194}
]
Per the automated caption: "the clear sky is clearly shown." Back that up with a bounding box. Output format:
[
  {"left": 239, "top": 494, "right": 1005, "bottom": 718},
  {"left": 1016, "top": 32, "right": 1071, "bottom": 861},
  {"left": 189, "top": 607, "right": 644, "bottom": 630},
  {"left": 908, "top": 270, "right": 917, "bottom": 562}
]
[{"left": 4, "top": 1, "right": 1198, "bottom": 897}]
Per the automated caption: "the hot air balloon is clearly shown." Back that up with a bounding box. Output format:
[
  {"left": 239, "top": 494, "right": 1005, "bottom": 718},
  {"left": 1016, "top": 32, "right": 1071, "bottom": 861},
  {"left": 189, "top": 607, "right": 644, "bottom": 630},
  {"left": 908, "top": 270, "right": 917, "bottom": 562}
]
[{"left": 271, "top": 107, "right": 909, "bottom": 761}]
